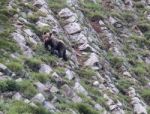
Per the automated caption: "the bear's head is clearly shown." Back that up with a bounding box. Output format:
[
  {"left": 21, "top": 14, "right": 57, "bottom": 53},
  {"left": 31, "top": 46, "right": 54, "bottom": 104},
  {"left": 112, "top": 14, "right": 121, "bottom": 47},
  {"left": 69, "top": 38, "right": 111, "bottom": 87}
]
[{"left": 42, "top": 32, "right": 52, "bottom": 42}]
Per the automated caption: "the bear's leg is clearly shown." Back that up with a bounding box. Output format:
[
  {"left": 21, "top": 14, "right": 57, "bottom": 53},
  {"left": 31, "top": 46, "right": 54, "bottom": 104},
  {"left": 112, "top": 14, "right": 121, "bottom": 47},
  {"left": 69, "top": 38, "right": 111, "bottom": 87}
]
[
  {"left": 63, "top": 50, "right": 68, "bottom": 61},
  {"left": 58, "top": 49, "right": 63, "bottom": 58},
  {"left": 50, "top": 47, "right": 55, "bottom": 55}
]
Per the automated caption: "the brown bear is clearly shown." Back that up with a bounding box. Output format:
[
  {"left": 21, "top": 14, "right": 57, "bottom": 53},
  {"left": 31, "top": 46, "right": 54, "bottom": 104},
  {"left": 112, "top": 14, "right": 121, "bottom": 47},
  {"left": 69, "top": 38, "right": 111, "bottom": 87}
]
[{"left": 42, "top": 32, "right": 68, "bottom": 61}]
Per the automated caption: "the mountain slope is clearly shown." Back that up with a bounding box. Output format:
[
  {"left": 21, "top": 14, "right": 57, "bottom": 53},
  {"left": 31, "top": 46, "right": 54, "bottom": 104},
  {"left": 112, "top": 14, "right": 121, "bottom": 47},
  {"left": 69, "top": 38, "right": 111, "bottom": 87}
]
[{"left": 0, "top": 0, "right": 150, "bottom": 114}]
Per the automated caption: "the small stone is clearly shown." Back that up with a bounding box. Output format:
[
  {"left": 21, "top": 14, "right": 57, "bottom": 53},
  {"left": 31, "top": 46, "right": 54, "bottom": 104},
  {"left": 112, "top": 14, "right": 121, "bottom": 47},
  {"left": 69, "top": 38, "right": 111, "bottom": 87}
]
[
  {"left": 93, "top": 81, "right": 99, "bottom": 87},
  {"left": 24, "top": 99, "right": 30, "bottom": 104}
]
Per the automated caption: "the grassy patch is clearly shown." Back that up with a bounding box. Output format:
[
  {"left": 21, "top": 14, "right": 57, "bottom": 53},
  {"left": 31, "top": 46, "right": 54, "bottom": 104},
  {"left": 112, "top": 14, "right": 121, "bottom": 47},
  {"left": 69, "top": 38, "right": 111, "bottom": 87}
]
[
  {"left": 7, "top": 101, "right": 51, "bottom": 114},
  {"left": 18, "top": 80, "right": 37, "bottom": 98},
  {"left": 116, "top": 79, "right": 134, "bottom": 94},
  {"left": 31, "top": 72, "right": 49, "bottom": 83},
  {"left": 6, "top": 61, "right": 23, "bottom": 73},
  {"left": 25, "top": 58, "right": 42, "bottom": 71},
  {"left": 75, "top": 103, "right": 101, "bottom": 114},
  {"left": 48, "top": 0, "right": 67, "bottom": 12},
  {"left": 140, "top": 89, "right": 150, "bottom": 105},
  {"left": 79, "top": 1, "right": 105, "bottom": 20},
  {"left": 76, "top": 67, "right": 96, "bottom": 79},
  {"left": 0, "top": 80, "right": 20, "bottom": 92}
]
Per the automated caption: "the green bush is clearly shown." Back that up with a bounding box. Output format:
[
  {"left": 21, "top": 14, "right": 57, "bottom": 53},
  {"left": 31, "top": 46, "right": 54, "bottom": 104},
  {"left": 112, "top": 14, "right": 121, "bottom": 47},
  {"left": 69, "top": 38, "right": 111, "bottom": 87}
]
[
  {"left": 25, "top": 58, "right": 42, "bottom": 71},
  {"left": 141, "top": 89, "right": 150, "bottom": 105},
  {"left": 54, "top": 67, "right": 65, "bottom": 76},
  {"left": 48, "top": 0, "right": 66, "bottom": 12},
  {"left": 75, "top": 103, "right": 100, "bottom": 114},
  {"left": 31, "top": 72, "right": 49, "bottom": 83},
  {"left": 79, "top": 1, "right": 104, "bottom": 19},
  {"left": 107, "top": 54, "right": 124, "bottom": 68},
  {"left": 0, "top": 80, "right": 20, "bottom": 92},
  {"left": 6, "top": 61, "right": 23, "bottom": 73},
  {"left": 116, "top": 79, "right": 133, "bottom": 94},
  {"left": 7, "top": 101, "right": 51, "bottom": 114},
  {"left": 76, "top": 67, "right": 96, "bottom": 78},
  {"left": 18, "top": 80, "right": 37, "bottom": 98}
]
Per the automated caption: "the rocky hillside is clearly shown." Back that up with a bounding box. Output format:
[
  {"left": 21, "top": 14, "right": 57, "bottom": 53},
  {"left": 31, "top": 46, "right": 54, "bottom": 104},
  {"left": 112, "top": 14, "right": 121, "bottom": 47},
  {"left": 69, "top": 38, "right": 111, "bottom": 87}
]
[{"left": 0, "top": 0, "right": 150, "bottom": 114}]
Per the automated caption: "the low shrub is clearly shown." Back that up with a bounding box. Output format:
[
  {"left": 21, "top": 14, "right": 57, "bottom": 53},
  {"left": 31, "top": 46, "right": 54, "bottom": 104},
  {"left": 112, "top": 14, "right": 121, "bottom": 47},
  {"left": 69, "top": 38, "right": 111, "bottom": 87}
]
[
  {"left": 0, "top": 80, "right": 19, "bottom": 92},
  {"left": 18, "top": 80, "right": 37, "bottom": 98}
]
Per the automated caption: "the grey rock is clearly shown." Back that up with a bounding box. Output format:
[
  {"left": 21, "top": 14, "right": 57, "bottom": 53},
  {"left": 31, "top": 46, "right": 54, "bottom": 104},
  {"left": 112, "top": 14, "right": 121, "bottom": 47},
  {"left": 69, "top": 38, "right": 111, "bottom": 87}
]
[
  {"left": 36, "top": 21, "right": 49, "bottom": 28},
  {"left": 39, "top": 64, "right": 52, "bottom": 74},
  {"left": 34, "top": 82, "right": 48, "bottom": 92},
  {"left": 13, "top": 92, "right": 22, "bottom": 100},
  {"left": 74, "top": 82, "right": 88, "bottom": 95},
  {"left": 58, "top": 8, "right": 74, "bottom": 18},
  {"left": 93, "top": 81, "right": 99, "bottom": 87},
  {"left": 50, "top": 86, "right": 59, "bottom": 93},
  {"left": 65, "top": 69, "right": 74, "bottom": 80},
  {"left": 84, "top": 53, "right": 100, "bottom": 69},
  {"left": 44, "top": 101, "right": 56, "bottom": 111},
  {"left": 24, "top": 29, "right": 34, "bottom": 37},
  {"left": 94, "top": 104, "right": 102, "bottom": 110},
  {"left": 0, "top": 111, "right": 4, "bottom": 114},
  {"left": 123, "top": 71, "right": 131, "bottom": 77},
  {"left": 33, "top": 0, "right": 47, "bottom": 7},
  {"left": 24, "top": 99, "right": 30, "bottom": 104},
  {"left": 64, "top": 22, "right": 82, "bottom": 35},
  {"left": 0, "top": 63, "right": 12, "bottom": 76},
  {"left": 32, "top": 93, "right": 45, "bottom": 103},
  {"left": 0, "top": 63, "right": 7, "bottom": 70}
]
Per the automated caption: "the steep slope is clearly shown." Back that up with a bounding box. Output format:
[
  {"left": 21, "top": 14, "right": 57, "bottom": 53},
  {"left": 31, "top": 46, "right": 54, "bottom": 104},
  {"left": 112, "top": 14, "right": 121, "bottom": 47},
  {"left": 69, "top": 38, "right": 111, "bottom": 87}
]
[{"left": 0, "top": 0, "right": 150, "bottom": 114}]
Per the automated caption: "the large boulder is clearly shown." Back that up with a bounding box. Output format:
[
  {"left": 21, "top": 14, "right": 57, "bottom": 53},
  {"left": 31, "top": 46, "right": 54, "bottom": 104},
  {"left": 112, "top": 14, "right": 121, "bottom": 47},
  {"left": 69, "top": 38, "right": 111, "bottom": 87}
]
[{"left": 64, "top": 22, "right": 82, "bottom": 35}]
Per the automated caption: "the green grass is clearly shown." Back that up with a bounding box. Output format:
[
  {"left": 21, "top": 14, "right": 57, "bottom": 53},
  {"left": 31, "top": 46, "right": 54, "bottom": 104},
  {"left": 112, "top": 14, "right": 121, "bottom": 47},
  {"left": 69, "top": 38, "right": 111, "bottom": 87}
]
[
  {"left": 18, "top": 80, "right": 37, "bottom": 98},
  {"left": 0, "top": 80, "right": 20, "bottom": 92},
  {"left": 107, "top": 53, "right": 125, "bottom": 69},
  {"left": 31, "top": 72, "right": 49, "bottom": 83},
  {"left": 76, "top": 67, "right": 96, "bottom": 79},
  {"left": 116, "top": 79, "right": 134, "bottom": 94},
  {"left": 6, "top": 61, "right": 23, "bottom": 73},
  {"left": 75, "top": 103, "right": 101, "bottom": 114},
  {"left": 79, "top": 1, "right": 105, "bottom": 19},
  {"left": 7, "top": 101, "right": 51, "bottom": 114},
  {"left": 25, "top": 58, "right": 42, "bottom": 72},
  {"left": 140, "top": 89, "right": 150, "bottom": 105},
  {"left": 48, "top": 0, "right": 67, "bottom": 12}
]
